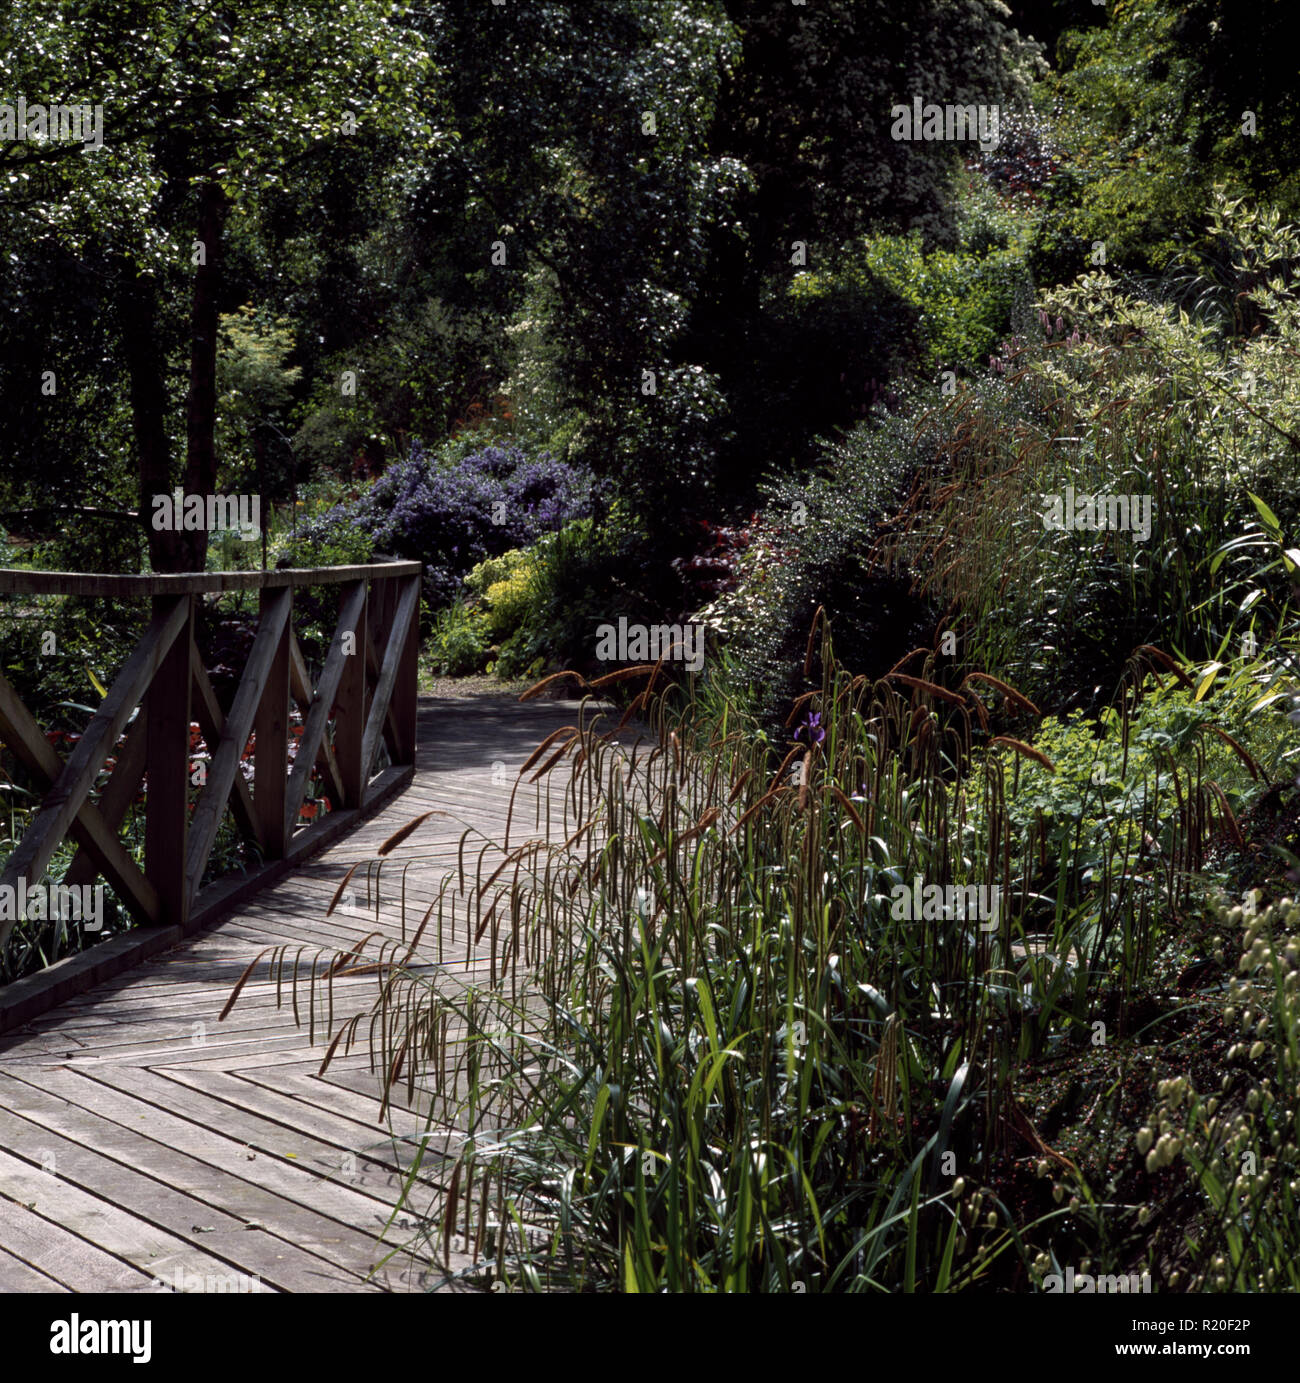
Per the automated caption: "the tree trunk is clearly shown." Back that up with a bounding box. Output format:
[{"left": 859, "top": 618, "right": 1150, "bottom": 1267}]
[
  {"left": 119, "top": 266, "right": 188, "bottom": 573},
  {"left": 180, "top": 179, "right": 230, "bottom": 571}
]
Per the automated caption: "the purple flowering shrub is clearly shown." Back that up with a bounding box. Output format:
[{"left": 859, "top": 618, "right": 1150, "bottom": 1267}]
[{"left": 303, "top": 441, "right": 597, "bottom": 607}]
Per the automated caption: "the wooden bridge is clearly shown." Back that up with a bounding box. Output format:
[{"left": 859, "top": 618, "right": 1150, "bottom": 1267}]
[{"left": 0, "top": 565, "right": 593, "bottom": 1292}]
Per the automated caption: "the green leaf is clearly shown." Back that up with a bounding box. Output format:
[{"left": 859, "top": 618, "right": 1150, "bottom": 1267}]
[
  {"left": 1194, "top": 663, "right": 1223, "bottom": 702},
  {"left": 903, "top": 1173, "right": 921, "bottom": 1293},
  {"left": 693, "top": 976, "right": 719, "bottom": 1057},
  {"left": 583, "top": 1083, "right": 610, "bottom": 1180},
  {"left": 1247, "top": 492, "right": 1281, "bottom": 533},
  {"left": 928, "top": 1061, "right": 971, "bottom": 1198},
  {"left": 935, "top": 1211, "right": 961, "bottom": 1293}
]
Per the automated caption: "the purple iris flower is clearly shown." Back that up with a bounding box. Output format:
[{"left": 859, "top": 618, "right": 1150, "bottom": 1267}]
[{"left": 796, "top": 711, "right": 825, "bottom": 747}]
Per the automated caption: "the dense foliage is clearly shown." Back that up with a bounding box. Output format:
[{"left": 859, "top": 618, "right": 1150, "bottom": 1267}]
[{"left": 300, "top": 440, "right": 597, "bottom": 608}]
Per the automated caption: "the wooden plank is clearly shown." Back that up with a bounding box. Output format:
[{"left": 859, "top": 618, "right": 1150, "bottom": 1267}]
[
  {"left": 2, "top": 990, "right": 368, "bottom": 1053},
  {"left": 0, "top": 595, "right": 190, "bottom": 944},
  {"left": 254, "top": 586, "right": 292, "bottom": 859},
  {"left": 364, "top": 624, "right": 403, "bottom": 763},
  {"left": 364, "top": 573, "right": 395, "bottom": 746},
  {"left": 361, "top": 577, "right": 420, "bottom": 782},
  {"left": 393, "top": 576, "right": 419, "bottom": 763},
  {"left": 0, "top": 1101, "right": 295, "bottom": 1287},
  {"left": 185, "top": 586, "right": 292, "bottom": 900},
  {"left": 63, "top": 717, "right": 147, "bottom": 889},
  {"left": 0, "top": 1245, "right": 70, "bottom": 1292},
  {"left": 0, "top": 1073, "right": 388, "bottom": 1290},
  {"left": 313, "top": 1063, "right": 444, "bottom": 1117},
  {"left": 146, "top": 595, "right": 194, "bottom": 924},
  {"left": 368, "top": 571, "right": 396, "bottom": 663},
  {"left": 334, "top": 582, "right": 367, "bottom": 808},
  {"left": 45, "top": 1065, "right": 425, "bottom": 1236},
  {"left": 237, "top": 1067, "right": 457, "bottom": 1154},
  {"left": 0, "top": 1195, "right": 157, "bottom": 1292},
  {"left": 7, "top": 1004, "right": 364, "bottom": 1056},
  {"left": 186, "top": 764, "right": 414, "bottom": 929},
  {"left": 0, "top": 1144, "right": 246, "bottom": 1287},
  {"left": 284, "top": 583, "right": 363, "bottom": 834},
  {"left": 0, "top": 927, "right": 183, "bottom": 1037},
  {"left": 156, "top": 1068, "right": 442, "bottom": 1172},
  {"left": 190, "top": 645, "right": 259, "bottom": 844},
  {"left": 38, "top": 1030, "right": 329, "bottom": 1068},
  {"left": 153, "top": 1048, "right": 376, "bottom": 1074},
  {"left": 287, "top": 634, "right": 345, "bottom": 810},
  {"left": 20, "top": 971, "right": 375, "bottom": 1024},
  {"left": 198, "top": 916, "right": 392, "bottom": 956}
]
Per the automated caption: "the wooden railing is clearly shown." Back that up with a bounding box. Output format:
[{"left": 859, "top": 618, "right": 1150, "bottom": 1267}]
[{"left": 0, "top": 562, "right": 422, "bottom": 956}]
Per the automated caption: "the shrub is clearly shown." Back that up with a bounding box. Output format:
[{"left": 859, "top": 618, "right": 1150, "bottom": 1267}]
[
  {"left": 871, "top": 192, "right": 1300, "bottom": 713},
  {"left": 457, "top": 506, "right": 694, "bottom": 683},
  {"left": 492, "top": 514, "right": 641, "bottom": 681},
  {"left": 298, "top": 439, "right": 596, "bottom": 609},
  {"left": 1136, "top": 895, "right": 1300, "bottom": 1290},
  {"left": 1031, "top": 3, "right": 1300, "bottom": 282},
  {"left": 960, "top": 669, "right": 1295, "bottom": 1003},
  {"left": 854, "top": 232, "right": 1034, "bottom": 375},
  {"left": 471, "top": 549, "right": 538, "bottom": 643},
  {"left": 699, "top": 383, "right": 941, "bottom": 727},
  {"left": 427, "top": 600, "right": 490, "bottom": 677},
  {"left": 464, "top": 548, "right": 529, "bottom": 594}
]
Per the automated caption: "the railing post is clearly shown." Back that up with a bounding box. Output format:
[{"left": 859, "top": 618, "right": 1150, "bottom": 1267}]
[
  {"left": 369, "top": 568, "right": 395, "bottom": 673},
  {"left": 146, "top": 594, "right": 193, "bottom": 926},
  {"left": 334, "top": 579, "right": 368, "bottom": 807},
  {"left": 254, "top": 586, "right": 291, "bottom": 857}
]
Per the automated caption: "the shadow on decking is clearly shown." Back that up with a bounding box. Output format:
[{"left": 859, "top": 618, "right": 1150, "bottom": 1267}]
[{"left": 412, "top": 693, "right": 640, "bottom": 776}]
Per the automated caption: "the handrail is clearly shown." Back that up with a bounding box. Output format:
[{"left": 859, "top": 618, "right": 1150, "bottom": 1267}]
[
  {"left": 0, "top": 561, "right": 423, "bottom": 963},
  {"left": 0, "top": 560, "right": 422, "bottom": 597}
]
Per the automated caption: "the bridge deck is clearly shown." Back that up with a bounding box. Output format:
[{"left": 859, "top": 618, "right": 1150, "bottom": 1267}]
[{"left": 0, "top": 694, "right": 610, "bottom": 1294}]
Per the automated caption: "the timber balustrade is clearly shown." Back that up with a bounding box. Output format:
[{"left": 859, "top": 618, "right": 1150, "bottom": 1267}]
[{"left": 0, "top": 562, "right": 422, "bottom": 959}]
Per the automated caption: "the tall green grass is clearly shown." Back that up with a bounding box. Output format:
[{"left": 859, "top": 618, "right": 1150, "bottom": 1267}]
[{"left": 240, "top": 613, "right": 1290, "bottom": 1291}]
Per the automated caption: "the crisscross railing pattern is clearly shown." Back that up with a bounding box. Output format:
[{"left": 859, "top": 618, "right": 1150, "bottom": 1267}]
[{"left": 0, "top": 562, "right": 421, "bottom": 954}]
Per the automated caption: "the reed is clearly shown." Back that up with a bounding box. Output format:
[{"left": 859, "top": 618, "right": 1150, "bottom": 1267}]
[{"left": 229, "top": 613, "right": 1280, "bottom": 1291}]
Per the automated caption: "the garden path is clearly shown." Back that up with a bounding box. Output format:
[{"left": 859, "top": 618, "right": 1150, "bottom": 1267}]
[{"left": 0, "top": 693, "right": 619, "bottom": 1294}]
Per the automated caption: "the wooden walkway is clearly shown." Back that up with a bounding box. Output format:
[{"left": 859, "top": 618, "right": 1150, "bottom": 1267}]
[{"left": 0, "top": 694, "right": 609, "bottom": 1294}]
